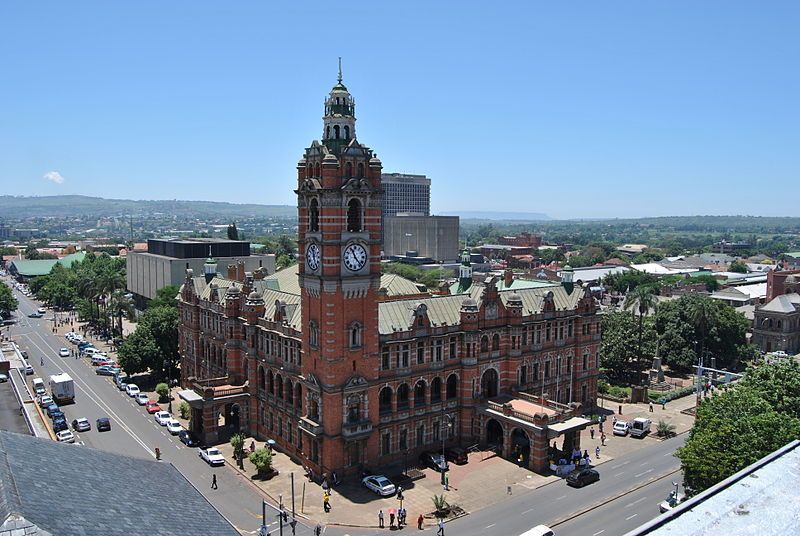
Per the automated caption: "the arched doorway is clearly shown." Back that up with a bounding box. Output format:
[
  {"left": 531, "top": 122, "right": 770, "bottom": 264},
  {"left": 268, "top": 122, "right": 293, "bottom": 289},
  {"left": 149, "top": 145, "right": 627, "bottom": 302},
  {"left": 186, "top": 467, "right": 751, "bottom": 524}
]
[
  {"left": 511, "top": 428, "right": 530, "bottom": 466},
  {"left": 481, "top": 368, "right": 499, "bottom": 399},
  {"left": 486, "top": 418, "right": 504, "bottom": 449},
  {"left": 229, "top": 403, "right": 241, "bottom": 432}
]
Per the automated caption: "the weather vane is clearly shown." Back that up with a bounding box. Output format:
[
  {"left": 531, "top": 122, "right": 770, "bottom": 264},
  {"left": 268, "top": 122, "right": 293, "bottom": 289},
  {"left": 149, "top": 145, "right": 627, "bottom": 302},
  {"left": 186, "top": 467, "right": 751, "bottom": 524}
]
[{"left": 338, "top": 57, "right": 342, "bottom": 83}]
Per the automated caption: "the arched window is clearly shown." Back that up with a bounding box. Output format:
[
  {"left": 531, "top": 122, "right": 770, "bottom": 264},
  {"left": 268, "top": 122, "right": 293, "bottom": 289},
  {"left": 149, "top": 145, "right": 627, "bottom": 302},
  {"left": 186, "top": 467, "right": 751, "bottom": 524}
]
[
  {"left": 349, "top": 322, "right": 362, "bottom": 348},
  {"left": 344, "top": 125, "right": 350, "bottom": 139},
  {"left": 431, "top": 377, "right": 442, "bottom": 402},
  {"left": 414, "top": 380, "right": 426, "bottom": 406},
  {"left": 315, "top": 162, "right": 321, "bottom": 177},
  {"left": 492, "top": 333, "right": 500, "bottom": 351},
  {"left": 309, "top": 398, "right": 320, "bottom": 421},
  {"left": 309, "top": 320, "right": 319, "bottom": 347},
  {"left": 326, "top": 126, "right": 330, "bottom": 139},
  {"left": 347, "top": 198, "right": 362, "bottom": 232},
  {"left": 446, "top": 374, "right": 458, "bottom": 400},
  {"left": 345, "top": 161, "right": 352, "bottom": 177},
  {"left": 275, "top": 374, "right": 283, "bottom": 399},
  {"left": 306, "top": 163, "right": 312, "bottom": 178},
  {"left": 258, "top": 366, "right": 265, "bottom": 393},
  {"left": 379, "top": 386, "right": 393, "bottom": 414},
  {"left": 268, "top": 370, "right": 274, "bottom": 395},
  {"left": 480, "top": 336, "right": 489, "bottom": 353},
  {"left": 295, "top": 384, "right": 302, "bottom": 412},
  {"left": 286, "top": 380, "right": 294, "bottom": 404},
  {"left": 308, "top": 199, "right": 319, "bottom": 233},
  {"left": 357, "top": 162, "right": 364, "bottom": 178},
  {"left": 397, "top": 384, "right": 410, "bottom": 410},
  {"left": 333, "top": 125, "right": 340, "bottom": 139},
  {"left": 347, "top": 395, "right": 361, "bottom": 423}
]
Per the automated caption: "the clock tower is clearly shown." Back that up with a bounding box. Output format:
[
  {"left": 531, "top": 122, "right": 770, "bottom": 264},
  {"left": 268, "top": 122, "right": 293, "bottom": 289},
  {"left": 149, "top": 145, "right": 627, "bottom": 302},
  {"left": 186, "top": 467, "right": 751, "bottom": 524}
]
[{"left": 296, "top": 63, "right": 383, "bottom": 474}]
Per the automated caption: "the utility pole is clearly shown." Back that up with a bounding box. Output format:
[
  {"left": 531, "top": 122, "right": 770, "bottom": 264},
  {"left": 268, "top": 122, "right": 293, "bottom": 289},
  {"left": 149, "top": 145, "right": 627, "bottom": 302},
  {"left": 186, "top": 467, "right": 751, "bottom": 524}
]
[
  {"left": 291, "top": 472, "right": 296, "bottom": 535},
  {"left": 279, "top": 494, "right": 284, "bottom": 536}
]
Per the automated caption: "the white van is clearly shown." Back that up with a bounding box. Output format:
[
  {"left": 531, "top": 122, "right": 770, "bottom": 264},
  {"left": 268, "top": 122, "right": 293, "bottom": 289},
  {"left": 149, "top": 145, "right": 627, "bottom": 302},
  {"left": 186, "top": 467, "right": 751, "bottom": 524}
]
[
  {"left": 83, "top": 347, "right": 100, "bottom": 356},
  {"left": 32, "top": 377, "right": 46, "bottom": 396},
  {"left": 630, "top": 417, "right": 652, "bottom": 438},
  {"left": 519, "top": 525, "right": 555, "bottom": 536}
]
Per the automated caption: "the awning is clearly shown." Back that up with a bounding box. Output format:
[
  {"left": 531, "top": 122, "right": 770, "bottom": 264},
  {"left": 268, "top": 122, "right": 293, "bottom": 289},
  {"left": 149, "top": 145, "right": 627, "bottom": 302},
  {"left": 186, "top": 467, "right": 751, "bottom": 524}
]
[
  {"left": 547, "top": 417, "right": 591, "bottom": 437},
  {"left": 178, "top": 389, "right": 203, "bottom": 403}
]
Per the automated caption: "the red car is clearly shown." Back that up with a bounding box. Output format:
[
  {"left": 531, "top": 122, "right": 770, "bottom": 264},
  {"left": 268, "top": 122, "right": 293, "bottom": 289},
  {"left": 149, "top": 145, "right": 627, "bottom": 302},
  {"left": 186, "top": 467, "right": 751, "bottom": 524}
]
[{"left": 145, "top": 401, "right": 161, "bottom": 414}]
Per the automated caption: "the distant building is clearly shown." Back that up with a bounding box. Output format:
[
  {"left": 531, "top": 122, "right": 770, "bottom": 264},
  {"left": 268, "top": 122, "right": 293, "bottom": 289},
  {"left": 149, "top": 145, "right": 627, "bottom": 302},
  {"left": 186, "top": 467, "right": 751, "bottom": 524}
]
[
  {"left": 766, "top": 268, "right": 800, "bottom": 300},
  {"left": 383, "top": 214, "right": 459, "bottom": 262},
  {"left": 381, "top": 173, "right": 430, "bottom": 217},
  {"left": 499, "top": 232, "right": 542, "bottom": 249},
  {"left": 617, "top": 244, "right": 649, "bottom": 255},
  {"left": 7, "top": 252, "right": 87, "bottom": 282},
  {"left": 713, "top": 240, "right": 752, "bottom": 254},
  {"left": 753, "top": 272, "right": 800, "bottom": 354},
  {"left": 0, "top": 430, "right": 239, "bottom": 536},
  {"left": 126, "top": 238, "right": 275, "bottom": 309}
]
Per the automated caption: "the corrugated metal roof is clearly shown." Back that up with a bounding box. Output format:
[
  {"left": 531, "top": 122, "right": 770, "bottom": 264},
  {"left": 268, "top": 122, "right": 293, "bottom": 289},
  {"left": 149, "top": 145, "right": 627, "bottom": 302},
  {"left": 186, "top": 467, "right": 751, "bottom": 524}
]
[{"left": 262, "top": 265, "right": 423, "bottom": 298}]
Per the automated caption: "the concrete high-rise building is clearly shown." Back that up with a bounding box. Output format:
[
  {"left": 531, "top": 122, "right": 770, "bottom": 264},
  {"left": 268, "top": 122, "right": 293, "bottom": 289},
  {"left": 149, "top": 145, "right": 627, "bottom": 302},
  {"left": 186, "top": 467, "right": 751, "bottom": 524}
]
[{"left": 381, "top": 173, "right": 430, "bottom": 216}]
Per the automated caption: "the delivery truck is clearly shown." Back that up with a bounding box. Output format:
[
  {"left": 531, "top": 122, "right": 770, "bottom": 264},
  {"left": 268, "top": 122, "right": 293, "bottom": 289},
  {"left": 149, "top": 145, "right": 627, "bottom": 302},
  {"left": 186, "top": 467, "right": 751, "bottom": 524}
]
[{"left": 49, "top": 373, "right": 75, "bottom": 404}]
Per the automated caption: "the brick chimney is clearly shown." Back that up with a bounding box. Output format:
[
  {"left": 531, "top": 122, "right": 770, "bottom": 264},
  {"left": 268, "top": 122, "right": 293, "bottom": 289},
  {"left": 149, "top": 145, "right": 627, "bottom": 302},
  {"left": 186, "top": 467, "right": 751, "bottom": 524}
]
[{"left": 504, "top": 269, "right": 514, "bottom": 288}]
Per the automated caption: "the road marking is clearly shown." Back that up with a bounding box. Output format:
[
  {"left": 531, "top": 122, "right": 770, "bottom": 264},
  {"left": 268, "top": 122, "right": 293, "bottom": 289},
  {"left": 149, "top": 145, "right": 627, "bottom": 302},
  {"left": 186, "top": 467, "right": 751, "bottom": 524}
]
[
  {"left": 485, "top": 524, "right": 496, "bottom": 529},
  {"left": 664, "top": 452, "right": 674, "bottom": 457},
  {"left": 626, "top": 514, "right": 638, "bottom": 521},
  {"left": 556, "top": 495, "right": 567, "bottom": 501},
  {"left": 593, "top": 531, "right": 606, "bottom": 536},
  {"left": 521, "top": 508, "right": 533, "bottom": 515},
  {"left": 640, "top": 462, "right": 649, "bottom": 466},
  {"left": 634, "top": 469, "right": 654, "bottom": 478},
  {"left": 614, "top": 472, "right": 626, "bottom": 478},
  {"left": 22, "top": 331, "right": 156, "bottom": 457},
  {"left": 611, "top": 461, "right": 630, "bottom": 469},
  {"left": 625, "top": 496, "right": 648, "bottom": 508}
]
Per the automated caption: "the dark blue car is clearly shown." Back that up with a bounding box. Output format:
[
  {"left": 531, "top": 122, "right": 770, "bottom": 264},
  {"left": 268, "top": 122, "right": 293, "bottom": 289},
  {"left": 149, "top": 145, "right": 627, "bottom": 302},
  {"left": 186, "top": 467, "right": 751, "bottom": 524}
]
[
  {"left": 52, "top": 417, "right": 68, "bottom": 433},
  {"left": 46, "top": 403, "right": 60, "bottom": 417}
]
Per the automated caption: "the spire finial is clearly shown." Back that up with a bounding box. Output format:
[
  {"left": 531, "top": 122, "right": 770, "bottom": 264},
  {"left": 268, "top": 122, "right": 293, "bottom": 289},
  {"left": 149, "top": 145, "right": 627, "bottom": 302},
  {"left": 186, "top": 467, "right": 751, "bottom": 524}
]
[{"left": 337, "top": 57, "right": 342, "bottom": 83}]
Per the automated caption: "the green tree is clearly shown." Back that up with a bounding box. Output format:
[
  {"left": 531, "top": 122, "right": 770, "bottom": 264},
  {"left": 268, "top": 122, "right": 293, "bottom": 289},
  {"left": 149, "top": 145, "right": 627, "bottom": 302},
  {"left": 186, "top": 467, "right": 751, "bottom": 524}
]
[
  {"left": 600, "top": 311, "right": 656, "bottom": 380},
  {"left": 249, "top": 448, "right": 273, "bottom": 477},
  {"left": 155, "top": 382, "right": 170, "bottom": 401},
  {"left": 676, "top": 388, "right": 800, "bottom": 494},
  {"left": 231, "top": 433, "right": 246, "bottom": 460},
  {"left": 623, "top": 285, "right": 659, "bottom": 383},
  {"left": 603, "top": 270, "right": 660, "bottom": 293},
  {"left": 737, "top": 360, "right": 800, "bottom": 419},
  {"left": 139, "top": 306, "right": 180, "bottom": 380},
  {"left": 227, "top": 222, "right": 239, "bottom": 240},
  {"left": 0, "top": 284, "right": 18, "bottom": 317},
  {"left": 117, "top": 324, "right": 159, "bottom": 374},
  {"left": 728, "top": 260, "right": 748, "bottom": 273},
  {"left": 179, "top": 400, "right": 191, "bottom": 419},
  {"left": 149, "top": 285, "right": 180, "bottom": 309}
]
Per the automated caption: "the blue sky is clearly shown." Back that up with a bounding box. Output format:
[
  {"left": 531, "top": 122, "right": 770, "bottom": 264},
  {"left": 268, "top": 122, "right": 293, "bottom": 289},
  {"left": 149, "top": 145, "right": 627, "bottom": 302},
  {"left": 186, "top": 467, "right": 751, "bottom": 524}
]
[{"left": 1, "top": 2, "right": 798, "bottom": 219}]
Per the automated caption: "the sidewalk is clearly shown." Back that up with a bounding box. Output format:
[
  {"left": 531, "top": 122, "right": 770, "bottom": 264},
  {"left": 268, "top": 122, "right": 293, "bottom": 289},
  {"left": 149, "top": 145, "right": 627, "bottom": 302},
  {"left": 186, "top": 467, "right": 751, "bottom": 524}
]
[{"left": 212, "top": 395, "right": 696, "bottom": 530}]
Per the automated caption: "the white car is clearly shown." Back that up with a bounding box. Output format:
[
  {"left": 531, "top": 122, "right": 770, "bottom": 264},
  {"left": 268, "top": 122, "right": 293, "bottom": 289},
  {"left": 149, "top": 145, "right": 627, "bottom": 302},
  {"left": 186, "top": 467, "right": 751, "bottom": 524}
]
[
  {"left": 135, "top": 393, "right": 149, "bottom": 405},
  {"left": 166, "top": 419, "right": 183, "bottom": 435},
  {"left": 39, "top": 395, "right": 54, "bottom": 407},
  {"left": 72, "top": 417, "right": 91, "bottom": 432},
  {"left": 199, "top": 447, "right": 225, "bottom": 466},
  {"left": 362, "top": 475, "right": 397, "bottom": 496},
  {"left": 154, "top": 411, "right": 172, "bottom": 425},
  {"left": 126, "top": 384, "right": 140, "bottom": 397},
  {"left": 59, "top": 347, "right": 70, "bottom": 357},
  {"left": 56, "top": 430, "right": 76, "bottom": 443},
  {"left": 37, "top": 307, "right": 46, "bottom": 314},
  {"left": 659, "top": 490, "right": 686, "bottom": 513},
  {"left": 613, "top": 420, "right": 630, "bottom": 436}
]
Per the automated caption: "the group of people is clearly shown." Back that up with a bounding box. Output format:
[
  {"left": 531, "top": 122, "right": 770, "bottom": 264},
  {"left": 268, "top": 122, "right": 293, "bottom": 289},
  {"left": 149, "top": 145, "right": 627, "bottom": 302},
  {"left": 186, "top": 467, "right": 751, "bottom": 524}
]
[{"left": 377, "top": 507, "right": 408, "bottom": 529}]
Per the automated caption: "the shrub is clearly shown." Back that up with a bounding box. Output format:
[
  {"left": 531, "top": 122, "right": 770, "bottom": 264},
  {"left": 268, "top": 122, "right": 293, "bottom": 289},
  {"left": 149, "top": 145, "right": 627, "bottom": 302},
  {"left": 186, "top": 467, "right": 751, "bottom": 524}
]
[
  {"left": 648, "top": 385, "right": 695, "bottom": 403},
  {"left": 431, "top": 494, "right": 450, "bottom": 517},
  {"left": 231, "top": 433, "right": 245, "bottom": 459},
  {"left": 249, "top": 448, "right": 273, "bottom": 477},
  {"left": 155, "top": 382, "right": 170, "bottom": 401},
  {"left": 598, "top": 380, "right": 610, "bottom": 395},
  {"left": 656, "top": 419, "right": 676, "bottom": 438},
  {"left": 179, "top": 400, "right": 190, "bottom": 419}
]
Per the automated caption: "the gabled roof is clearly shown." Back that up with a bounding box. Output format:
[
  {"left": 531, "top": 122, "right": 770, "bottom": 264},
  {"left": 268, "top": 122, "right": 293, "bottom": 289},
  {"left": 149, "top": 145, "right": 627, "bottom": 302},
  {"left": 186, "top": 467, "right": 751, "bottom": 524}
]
[
  {"left": 262, "top": 265, "right": 423, "bottom": 298},
  {"left": 8, "top": 252, "right": 87, "bottom": 277},
  {"left": 0, "top": 431, "right": 239, "bottom": 536}
]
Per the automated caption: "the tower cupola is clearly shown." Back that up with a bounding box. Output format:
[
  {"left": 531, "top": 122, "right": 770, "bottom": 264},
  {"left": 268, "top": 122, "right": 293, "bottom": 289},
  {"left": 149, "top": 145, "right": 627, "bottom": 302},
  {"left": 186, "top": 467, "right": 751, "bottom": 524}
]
[
  {"left": 203, "top": 247, "right": 217, "bottom": 284},
  {"left": 561, "top": 264, "right": 575, "bottom": 294},
  {"left": 322, "top": 58, "right": 356, "bottom": 152},
  {"left": 458, "top": 245, "right": 473, "bottom": 290}
]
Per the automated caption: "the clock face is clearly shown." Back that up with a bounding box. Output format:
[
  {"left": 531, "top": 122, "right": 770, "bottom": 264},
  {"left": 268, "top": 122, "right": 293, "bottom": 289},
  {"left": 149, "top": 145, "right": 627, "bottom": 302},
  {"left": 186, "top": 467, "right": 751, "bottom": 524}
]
[
  {"left": 306, "top": 243, "right": 321, "bottom": 271},
  {"left": 343, "top": 243, "right": 368, "bottom": 272}
]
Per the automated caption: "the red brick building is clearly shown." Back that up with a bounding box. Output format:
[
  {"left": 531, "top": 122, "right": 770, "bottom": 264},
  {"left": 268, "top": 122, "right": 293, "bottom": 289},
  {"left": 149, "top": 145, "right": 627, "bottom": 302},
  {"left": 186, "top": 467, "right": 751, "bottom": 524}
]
[{"left": 177, "top": 73, "right": 601, "bottom": 476}]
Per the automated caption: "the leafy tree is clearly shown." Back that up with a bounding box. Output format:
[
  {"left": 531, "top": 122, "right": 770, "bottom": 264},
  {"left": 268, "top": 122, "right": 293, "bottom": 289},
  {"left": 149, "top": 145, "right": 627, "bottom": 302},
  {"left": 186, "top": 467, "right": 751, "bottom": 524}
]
[
  {"left": 623, "top": 285, "right": 659, "bottom": 383},
  {"left": 0, "top": 283, "right": 18, "bottom": 317},
  {"left": 0, "top": 246, "right": 18, "bottom": 256},
  {"left": 155, "top": 382, "right": 170, "bottom": 401},
  {"left": 728, "top": 260, "right": 748, "bottom": 273},
  {"left": 227, "top": 222, "right": 239, "bottom": 240},
  {"left": 231, "top": 433, "right": 246, "bottom": 460},
  {"left": 737, "top": 360, "right": 800, "bottom": 419},
  {"left": 600, "top": 311, "right": 656, "bottom": 381},
  {"left": 603, "top": 270, "right": 660, "bottom": 293},
  {"left": 537, "top": 248, "right": 565, "bottom": 265},
  {"left": 249, "top": 448, "right": 273, "bottom": 477},
  {"left": 139, "top": 305, "right": 180, "bottom": 380},
  {"left": 118, "top": 324, "right": 159, "bottom": 374},
  {"left": 179, "top": 400, "right": 191, "bottom": 419},
  {"left": 149, "top": 285, "right": 180, "bottom": 309},
  {"left": 24, "top": 245, "right": 57, "bottom": 260},
  {"left": 676, "top": 388, "right": 800, "bottom": 494}
]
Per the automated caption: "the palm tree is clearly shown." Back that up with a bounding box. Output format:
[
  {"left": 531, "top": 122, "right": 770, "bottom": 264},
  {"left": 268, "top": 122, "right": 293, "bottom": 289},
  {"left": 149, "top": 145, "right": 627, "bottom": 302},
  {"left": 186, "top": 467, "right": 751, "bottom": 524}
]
[
  {"left": 623, "top": 285, "right": 659, "bottom": 384},
  {"left": 686, "top": 297, "right": 719, "bottom": 370}
]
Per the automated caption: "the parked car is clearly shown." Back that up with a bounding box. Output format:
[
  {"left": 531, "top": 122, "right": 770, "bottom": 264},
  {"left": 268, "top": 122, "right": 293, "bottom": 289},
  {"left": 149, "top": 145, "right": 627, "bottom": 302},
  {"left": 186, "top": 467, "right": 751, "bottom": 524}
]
[
  {"left": 166, "top": 419, "right": 183, "bottom": 435},
  {"left": 24, "top": 365, "right": 34, "bottom": 375},
  {"left": 125, "top": 384, "right": 140, "bottom": 397},
  {"left": 613, "top": 420, "right": 630, "bottom": 436},
  {"left": 444, "top": 447, "right": 469, "bottom": 465},
  {"left": 114, "top": 375, "right": 130, "bottom": 390},
  {"left": 49, "top": 409, "right": 65, "bottom": 421},
  {"left": 38, "top": 395, "right": 54, "bottom": 408},
  {"left": 72, "top": 417, "right": 91, "bottom": 432},
  {"left": 0, "top": 373, "right": 7, "bottom": 383},
  {"left": 145, "top": 401, "right": 161, "bottom": 414},
  {"left": 95, "top": 365, "right": 116, "bottom": 376},
  {"left": 28, "top": 311, "right": 44, "bottom": 318},
  {"left": 362, "top": 475, "right": 396, "bottom": 496},
  {"left": 659, "top": 490, "right": 687, "bottom": 513},
  {"left": 198, "top": 447, "right": 225, "bottom": 466},
  {"left": 519, "top": 525, "right": 555, "bottom": 536},
  {"left": 56, "top": 430, "right": 76, "bottom": 443},
  {"left": 37, "top": 307, "right": 46, "bottom": 314},
  {"left": 96, "top": 417, "right": 112, "bottom": 432},
  {"left": 135, "top": 393, "right": 149, "bottom": 405},
  {"left": 52, "top": 417, "right": 69, "bottom": 433},
  {"left": 178, "top": 430, "right": 200, "bottom": 447},
  {"left": 154, "top": 411, "right": 172, "bottom": 426},
  {"left": 419, "top": 451, "right": 449, "bottom": 472},
  {"left": 566, "top": 468, "right": 600, "bottom": 488},
  {"left": 45, "top": 403, "right": 60, "bottom": 417}
]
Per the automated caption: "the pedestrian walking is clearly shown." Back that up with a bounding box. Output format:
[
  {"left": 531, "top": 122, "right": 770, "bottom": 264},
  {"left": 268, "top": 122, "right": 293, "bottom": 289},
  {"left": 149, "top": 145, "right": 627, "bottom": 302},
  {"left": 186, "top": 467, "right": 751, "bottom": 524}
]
[
  {"left": 417, "top": 513, "right": 424, "bottom": 530},
  {"left": 601, "top": 432, "right": 606, "bottom": 446},
  {"left": 649, "top": 402, "right": 654, "bottom": 412},
  {"left": 437, "top": 519, "right": 445, "bottom": 536},
  {"left": 444, "top": 473, "right": 449, "bottom": 491},
  {"left": 595, "top": 446, "right": 601, "bottom": 459},
  {"left": 314, "top": 525, "right": 322, "bottom": 536},
  {"left": 661, "top": 397, "right": 666, "bottom": 410},
  {"left": 323, "top": 493, "right": 330, "bottom": 513},
  {"left": 399, "top": 507, "right": 406, "bottom": 526},
  {"left": 40, "top": 357, "right": 44, "bottom": 366},
  {"left": 378, "top": 509, "right": 384, "bottom": 528},
  {"left": 590, "top": 428, "right": 595, "bottom": 440},
  {"left": 211, "top": 474, "right": 218, "bottom": 489}
]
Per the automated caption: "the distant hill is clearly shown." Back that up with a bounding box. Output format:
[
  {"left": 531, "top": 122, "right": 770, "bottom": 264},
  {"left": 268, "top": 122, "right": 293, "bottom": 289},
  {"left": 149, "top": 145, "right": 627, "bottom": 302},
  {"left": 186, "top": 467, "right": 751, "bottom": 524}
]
[
  {"left": 441, "top": 210, "right": 551, "bottom": 221},
  {"left": 0, "top": 195, "right": 295, "bottom": 219}
]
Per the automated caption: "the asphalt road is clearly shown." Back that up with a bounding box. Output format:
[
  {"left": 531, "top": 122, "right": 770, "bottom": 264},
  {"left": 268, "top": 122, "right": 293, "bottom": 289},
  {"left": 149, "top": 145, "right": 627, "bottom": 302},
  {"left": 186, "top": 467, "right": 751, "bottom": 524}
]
[{"left": 6, "top": 282, "right": 320, "bottom": 536}]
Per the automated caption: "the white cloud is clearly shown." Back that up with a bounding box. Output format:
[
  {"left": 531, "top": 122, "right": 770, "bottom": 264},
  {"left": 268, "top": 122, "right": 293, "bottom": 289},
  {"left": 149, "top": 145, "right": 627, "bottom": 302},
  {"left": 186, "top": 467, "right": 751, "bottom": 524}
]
[{"left": 43, "top": 171, "right": 65, "bottom": 184}]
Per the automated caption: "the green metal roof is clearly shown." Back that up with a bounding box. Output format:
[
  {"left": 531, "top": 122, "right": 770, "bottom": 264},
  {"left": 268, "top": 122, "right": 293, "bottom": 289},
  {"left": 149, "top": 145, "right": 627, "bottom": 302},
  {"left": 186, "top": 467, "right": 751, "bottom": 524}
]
[{"left": 9, "top": 251, "right": 87, "bottom": 277}]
